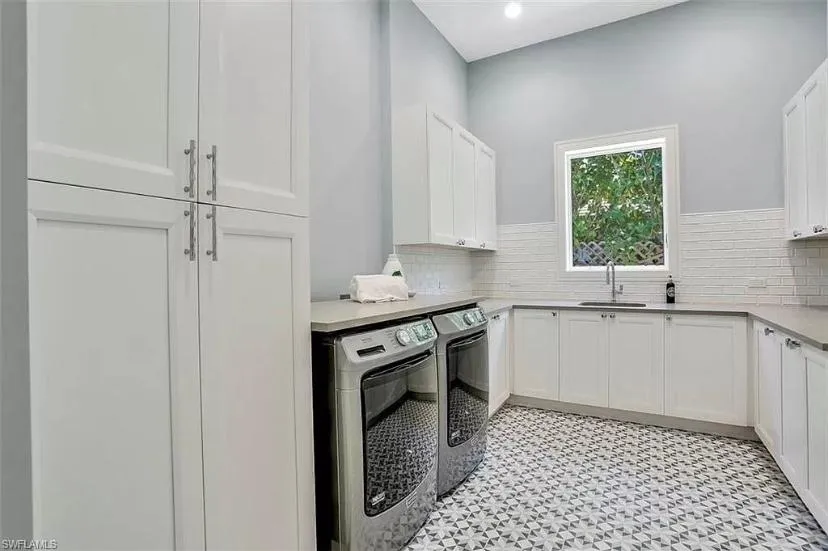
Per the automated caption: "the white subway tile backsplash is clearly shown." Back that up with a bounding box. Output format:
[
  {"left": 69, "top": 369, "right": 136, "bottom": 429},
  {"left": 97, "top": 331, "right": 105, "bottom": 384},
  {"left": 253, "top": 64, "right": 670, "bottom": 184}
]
[{"left": 397, "top": 208, "right": 828, "bottom": 306}]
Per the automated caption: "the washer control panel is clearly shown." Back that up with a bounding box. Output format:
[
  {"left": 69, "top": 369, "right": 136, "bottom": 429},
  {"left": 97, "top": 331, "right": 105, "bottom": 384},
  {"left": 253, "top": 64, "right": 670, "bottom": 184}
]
[
  {"left": 441, "top": 307, "right": 487, "bottom": 331},
  {"left": 339, "top": 319, "right": 438, "bottom": 365},
  {"left": 392, "top": 320, "right": 436, "bottom": 347}
]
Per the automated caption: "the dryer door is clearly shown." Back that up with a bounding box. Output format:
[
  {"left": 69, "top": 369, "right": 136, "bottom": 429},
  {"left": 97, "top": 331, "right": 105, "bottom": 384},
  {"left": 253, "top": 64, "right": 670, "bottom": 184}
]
[
  {"left": 446, "top": 331, "right": 489, "bottom": 447},
  {"left": 361, "top": 351, "right": 438, "bottom": 517}
]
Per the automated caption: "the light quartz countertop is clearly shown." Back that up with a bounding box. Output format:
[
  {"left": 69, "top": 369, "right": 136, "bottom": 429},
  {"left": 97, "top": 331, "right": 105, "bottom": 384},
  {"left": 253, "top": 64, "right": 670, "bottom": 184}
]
[
  {"left": 311, "top": 294, "right": 483, "bottom": 333},
  {"left": 479, "top": 298, "right": 828, "bottom": 352}
]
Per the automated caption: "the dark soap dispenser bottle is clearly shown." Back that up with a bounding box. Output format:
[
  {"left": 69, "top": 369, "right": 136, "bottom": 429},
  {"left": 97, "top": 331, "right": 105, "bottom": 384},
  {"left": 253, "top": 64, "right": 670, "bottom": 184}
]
[{"left": 666, "top": 275, "right": 676, "bottom": 304}]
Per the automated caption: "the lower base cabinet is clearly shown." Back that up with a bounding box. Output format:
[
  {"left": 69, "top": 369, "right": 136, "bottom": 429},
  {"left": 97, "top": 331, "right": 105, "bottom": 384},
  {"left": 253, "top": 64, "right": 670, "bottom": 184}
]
[
  {"left": 28, "top": 181, "right": 315, "bottom": 550},
  {"left": 608, "top": 313, "right": 664, "bottom": 415},
  {"left": 664, "top": 314, "right": 748, "bottom": 425},
  {"left": 487, "top": 310, "right": 511, "bottom": 415},
  {"left": 755, "top": 323, "right": 783, "bottom": 457},
  {"left": 559, "top": 310, "right": 608, "bottom": 407},
  {"left": 781, "top": 340, "right": 809, "bottom": 490},
  {"left": 806, "top": 347, "right": 828, "bottom": 529},
  {"left": 512, "top": 309, "right": 559, "bottom": 400}
]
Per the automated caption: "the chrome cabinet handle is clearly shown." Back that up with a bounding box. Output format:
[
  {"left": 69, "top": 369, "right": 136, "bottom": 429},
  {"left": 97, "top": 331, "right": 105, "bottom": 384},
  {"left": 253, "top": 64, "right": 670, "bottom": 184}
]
[
  {"left": 793, "top": 230, "right": 802, "bottom": 238},
  {"left": 205, "top": 206, "right": 218, "bottom": 261},
  {"left": 206, "top": 145, "right": 218, "bottom": 200},
  {"left": 184, "top": 139, "right": 196, "bottom": 198},
  {"left": 764, "top": 327, "right": 775, "bottom": 336},
  {"left": 665, "top": 315, "right": 672, "bottom": 321},
  {"left": 785, "top": 337, "right": 801, "bottom": 349},
  {"left": 609, "top": 313, "right": 616, "bottom": 319},
  {"left": 601, "top": 313, "right": 607, "bottom": 319},
  {"left": 814, "top": 225, "right": 826, "bottom": 234},
  {"left": 551, "top": 312, "right": 557, "bottom": 317},
  {"left": 492, "top": 314, "right": 500, "bottom": 320},
  {"left": 184, "top": 204, "right": 196, "bottom": 261},
  {"left": 480, "top": 242, "right": 486, "bottom": 248}
]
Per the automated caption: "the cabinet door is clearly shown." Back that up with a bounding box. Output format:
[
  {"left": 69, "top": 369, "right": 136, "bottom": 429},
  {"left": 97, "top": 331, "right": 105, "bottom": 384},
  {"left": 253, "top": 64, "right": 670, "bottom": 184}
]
[
  {"left": 198, "top": 206, "right": 314, "bottom": 550},
  {"left": 475, "top": 144, "right": 497, "bottom": 250},
  {"left": 199, "top": 0, "right": 308, "bottom": 216},
  {"left": 28, "top": 1, "right": 198, "bottom": 200},
  {"left": 806, "top": 346, "right": 828, "bottom": 531},
  {"left": 803, "top": 64, "right": 828, "bottom": 234},
  {"left": 28, "top": 182, "right": 204, "bottom": 549},
  {"left": 784, "top": 96, "right": 808, "bottom": 239},
  {"left": 427, "top": 111, "right": 456, "bottom": 246},
  {"left": 452, "top": 129, "right": 477, "bottom": 246},
  {"left": 755, "top": 324, "right": 783, "bottom": 456},
  {"left": 488, "top": 311, "right": 511, "bottom": 415},
  {"left": 512, "top": 309, "right": 559, "bottom": 400},
  {"left": 559, "top": 311, "right": 608, "bottom": 407},
  {"left": 665, "top": 315, "right": 747, "bottom": 425},
  {"left": 608, "top": 313, "right": 664, "bottom": 415},
  {"left": 781, "top": 341, "right": 808, "bottom": 489}
]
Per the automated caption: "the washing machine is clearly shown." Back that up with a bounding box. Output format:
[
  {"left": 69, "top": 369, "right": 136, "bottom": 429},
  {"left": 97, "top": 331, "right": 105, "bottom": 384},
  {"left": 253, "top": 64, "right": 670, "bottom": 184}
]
[
  {"left": 312, "top": 318, "right": 439, "bottom": 551},
  {"left": 431, "top": 307, "right": 489, "bottom": 496}
]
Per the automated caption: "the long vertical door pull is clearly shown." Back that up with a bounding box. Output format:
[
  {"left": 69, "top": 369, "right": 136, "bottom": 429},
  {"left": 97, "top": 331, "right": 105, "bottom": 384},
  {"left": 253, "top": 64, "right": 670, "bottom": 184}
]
[
  {"left": 184, "top": 140, "right": 197, "bottom": 198},
  {"left": 184, "top": 203, "right": 196, "bottom": 261},
  {"left": 206, "top": 145, "right": 218, "bottom": 200},
  {"left": 206, "top": 206, "right": 218, "bottom": 261}
]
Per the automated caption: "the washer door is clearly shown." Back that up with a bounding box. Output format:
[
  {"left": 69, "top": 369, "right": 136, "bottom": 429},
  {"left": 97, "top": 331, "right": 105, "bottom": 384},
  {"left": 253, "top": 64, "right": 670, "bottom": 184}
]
[
  {"left": 446, "top": 331, "right": 489, "bottom": 447},
  {"left": 361, "top": 351, "right": 438, "bottom": 517}
]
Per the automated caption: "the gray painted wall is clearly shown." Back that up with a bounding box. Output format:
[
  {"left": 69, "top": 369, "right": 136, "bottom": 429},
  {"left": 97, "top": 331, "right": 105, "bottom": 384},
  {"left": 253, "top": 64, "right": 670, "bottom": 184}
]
[
  {"left": 0, "top": 0, "right": 31, "bottom": 538},
  {"left": 389, "top": 0, "right": 468, "bottom": 125},
  {"left": 468, "top": 0, "right": 827, "bottom": 224},
  {"left": 309, "top": 0, "right": 468, "bottom": 299},
  {"left": 309, "top": 0, "right": 387, "bottom": 300}
]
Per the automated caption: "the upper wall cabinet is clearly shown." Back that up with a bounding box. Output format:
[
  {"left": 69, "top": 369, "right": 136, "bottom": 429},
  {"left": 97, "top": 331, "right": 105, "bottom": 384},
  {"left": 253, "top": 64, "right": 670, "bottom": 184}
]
[
  {"left": 27, "top": 0, "right": 309, "bottom": 217},
  {"left": 393, "top": 106, "right": 497, "bottom": 250},
  {"left": 785, "top": 59, "right": 828, "bottom": 239}
]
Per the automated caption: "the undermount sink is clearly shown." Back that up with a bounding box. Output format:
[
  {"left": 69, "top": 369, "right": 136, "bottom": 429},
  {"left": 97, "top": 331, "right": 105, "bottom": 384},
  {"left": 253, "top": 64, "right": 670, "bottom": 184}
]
[{"left": 578, "top": 301, "right": 647, "bottom": 308}]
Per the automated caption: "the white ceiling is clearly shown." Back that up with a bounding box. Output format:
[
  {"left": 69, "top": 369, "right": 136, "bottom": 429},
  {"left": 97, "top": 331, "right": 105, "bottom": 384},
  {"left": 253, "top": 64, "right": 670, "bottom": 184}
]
[{"left": 412, "top": 0, "right": 690, "bottom": 62}]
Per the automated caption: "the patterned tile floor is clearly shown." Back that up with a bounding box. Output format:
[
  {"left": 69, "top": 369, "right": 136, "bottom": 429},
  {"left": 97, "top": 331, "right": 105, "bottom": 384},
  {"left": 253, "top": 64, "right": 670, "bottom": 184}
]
[{"left": 405, "top": 406, "right": 828, "bottom": 551}]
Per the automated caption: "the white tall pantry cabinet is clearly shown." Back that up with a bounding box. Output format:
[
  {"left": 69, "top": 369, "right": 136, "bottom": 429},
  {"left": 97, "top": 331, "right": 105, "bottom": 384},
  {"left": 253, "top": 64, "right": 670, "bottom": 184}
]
[{"left": 27, "top": 2, "right": 314, "bottom": 550}]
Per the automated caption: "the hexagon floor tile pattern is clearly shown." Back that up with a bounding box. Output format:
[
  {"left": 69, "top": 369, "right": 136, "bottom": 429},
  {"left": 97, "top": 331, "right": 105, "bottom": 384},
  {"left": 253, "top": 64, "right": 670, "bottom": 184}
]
[{"left": 404, "top": 405, "right": 828, "bottom": 551}]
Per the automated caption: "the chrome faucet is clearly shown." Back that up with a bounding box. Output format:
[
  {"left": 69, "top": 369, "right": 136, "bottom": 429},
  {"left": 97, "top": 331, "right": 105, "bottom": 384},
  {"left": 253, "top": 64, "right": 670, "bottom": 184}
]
[{"left": 606, "top": 261, "right": 624, "bottom": 302}]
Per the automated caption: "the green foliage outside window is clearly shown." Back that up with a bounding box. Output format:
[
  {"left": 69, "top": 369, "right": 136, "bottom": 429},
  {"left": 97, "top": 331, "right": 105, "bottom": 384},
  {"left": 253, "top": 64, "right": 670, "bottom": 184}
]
[{"left": 570, "top": 148, "right": 664, "bottom": 267}]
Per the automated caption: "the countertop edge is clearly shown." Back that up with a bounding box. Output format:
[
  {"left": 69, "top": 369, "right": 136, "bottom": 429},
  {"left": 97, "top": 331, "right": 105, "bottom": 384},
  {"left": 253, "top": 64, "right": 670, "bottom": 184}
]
[{"left": 479, "top": 300, "right": 828, "bottom": 352}]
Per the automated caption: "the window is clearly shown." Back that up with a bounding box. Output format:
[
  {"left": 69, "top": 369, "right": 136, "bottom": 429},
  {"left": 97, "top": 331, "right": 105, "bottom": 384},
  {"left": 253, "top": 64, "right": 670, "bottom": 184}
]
[{"left": 555, "top": 126, "right": 680, "bottom": 278}]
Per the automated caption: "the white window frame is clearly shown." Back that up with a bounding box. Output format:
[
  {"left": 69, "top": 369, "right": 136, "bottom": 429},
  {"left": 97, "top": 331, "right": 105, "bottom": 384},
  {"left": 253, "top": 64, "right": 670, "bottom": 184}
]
[{"left": 554, "top": 125, "right": 680, "bottom": 281}]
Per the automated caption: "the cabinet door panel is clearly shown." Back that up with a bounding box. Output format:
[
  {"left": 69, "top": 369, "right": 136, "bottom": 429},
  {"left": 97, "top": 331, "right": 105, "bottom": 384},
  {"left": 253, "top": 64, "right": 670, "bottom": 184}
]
[
  {"left": 803, "top": 68, "right": 828, "bottom": 232},
  {"left": 199, "top": 207, "right": 313, "bottom": 550},
  {"left": 665, "top": 315, "right": 747, "bottom": 425},
  {"left": 199, "top": 0, "right": 308, "bottom": 216},
  {"left": 28, "top": 182, "right": 203, "bottom": 549},
  {"left": 488, "top": 312, "right": 510, "bottom": 415},
  {"left": 781, "top": 344, "right": 808, "bottom": 489},
  {"left": 28, "top": 1, "right": 198, "bottom": 200},
  {"left": 559, "top": 311, "right": 608, "bottom": 407},
  {"left": 806, "top": 348, "right": 828, "bottom": 527},
  {"left": 784, "top": 98, "right": 808, "bottom": 238},
  {"left": 475, "top": 145, "right": 497, "bottom": 249},
  {"left": 512, "top": 310, "right": 559, "bottom": 400},
  {"left": 608, "top": 313, "right": 664, "bottom": 414},
  {"left": 427, "top": 111, "right": 456, "bottom": 245},
  {"left": 755, "top": 325, "right": 783, "bottom": 456},
  {"left": 452, "top": 130, "right": 476, "bottom": 245}
]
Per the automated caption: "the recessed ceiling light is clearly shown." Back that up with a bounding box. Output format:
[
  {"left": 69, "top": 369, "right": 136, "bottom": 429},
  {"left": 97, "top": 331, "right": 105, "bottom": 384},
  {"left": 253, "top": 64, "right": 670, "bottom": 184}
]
[{"left": 504, "top": 1, "right": 522, "bottom": 19}]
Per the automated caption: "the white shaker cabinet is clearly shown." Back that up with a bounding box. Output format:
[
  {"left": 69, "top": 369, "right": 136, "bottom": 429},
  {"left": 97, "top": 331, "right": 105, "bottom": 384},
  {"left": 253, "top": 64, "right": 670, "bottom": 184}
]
[
  {"left": 559, "top": 311, "right": 608, "bottom": 407},
  {"left": 754, "top": 323, "right": 783, "bottom": 458},
  {"left": 781, "top": 339, "right": 809, "bottom": 490},
  {"left": 608, "top": 313, "right": 665, "bottom": 415},
  {"left": 664, "top": 314, "right": 748, "bottom": 425},
  {"left": 488, "top": 310, "right": 511, "bottom": 415},
  {"left": 198, "top": 0, "right": 309, "bottom": 216},
  {"left": 512, "top": 309, "right": 559, "bottom": 400},
  {"left": 784, "top": 59, "right": 828, "bottom": 239},
  {"left": 805, "top": 344, "right": 828, "bottom": 532},
  {"left": 392, "top": 105, "right": 497, "bottom": 250},
  {"left": 199, "top": 206, "right": 314, "bottom": 550},
  {"left": 475, "top": 144, "right": 497, "bottom": 250},
  {"left": 27, "top": 0, "right": 199, "bottom": 201},
  {"left": 27, "top": 182, "right": 205, "bottom": 549}
]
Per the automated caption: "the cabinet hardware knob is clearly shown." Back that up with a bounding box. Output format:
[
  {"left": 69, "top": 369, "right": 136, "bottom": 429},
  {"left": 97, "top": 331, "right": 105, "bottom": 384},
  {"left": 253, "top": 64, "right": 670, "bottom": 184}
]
[
  {"left": 492, "top": 314, "right": 500, "bottom": 320},
  {"left": 788, "top": 339, "right": 801, "bottom": 349},
  {"left": 480, "top": 242, "right": 486, "bottom": 248},
  {"left": 764, "top": 327, "right": 775, "bottom": 336},
  {"left": 793, "top": 230, "right": 802, "bottom": 237},
  {"left": 665, "top": 315, "right": 672, "bottom": 321},
  {"left": 601, "top": 313, "right": 607, "bottom": 319},
  {"left": 551, "top": 312, "right": 557, "bottom": 317},
  {"left": 609, "top": 313, "right": 616, "bottom": 319},
  {"left": 814, "top": 225, "right": 826, "bottom": 234}
]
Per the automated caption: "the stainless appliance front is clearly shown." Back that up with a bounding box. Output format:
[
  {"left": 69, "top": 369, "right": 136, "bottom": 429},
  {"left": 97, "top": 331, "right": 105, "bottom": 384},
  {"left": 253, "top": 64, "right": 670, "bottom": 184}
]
[
  {"left": 432, "top": 307, "right": 489, "bottom": 496},
  {"left": 328, "top": 320, "right": 439, "bottom": 551}
]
